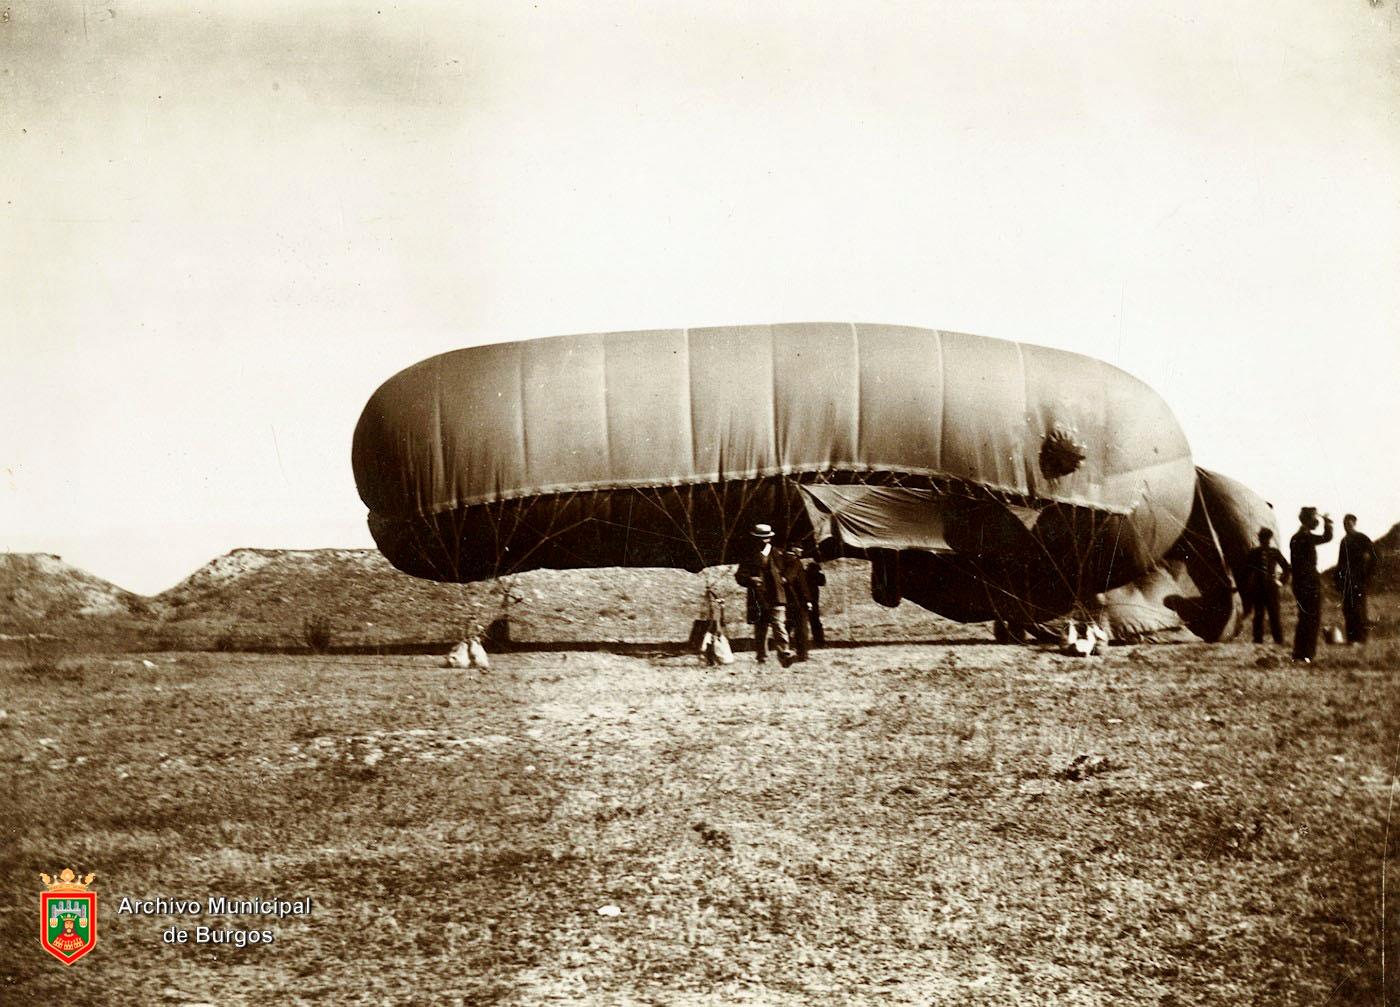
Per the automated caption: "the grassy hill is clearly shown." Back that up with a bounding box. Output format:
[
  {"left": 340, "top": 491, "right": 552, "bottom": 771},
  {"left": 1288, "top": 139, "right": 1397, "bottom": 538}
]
[
  {"left": 10, "top": 521, "right": 1400, "bottom": 652},
  {"left": 149, "top": 548, "right": 962, "bottom": 650},
  {"left": 0, "top": 553, "right": 148, "bottom": 633},
  {"left": 12, "top": 523, "right": 1398, "bottom": 653},
  {"left": 1369, "top": 521, "right": 1400, "bottom": 592},
  {"left": 0, "top": 547, "right": 963, "bottom": 652}
]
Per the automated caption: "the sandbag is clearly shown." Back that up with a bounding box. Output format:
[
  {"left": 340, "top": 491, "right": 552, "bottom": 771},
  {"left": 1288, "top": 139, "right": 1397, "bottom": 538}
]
[
  {"left": 446, "top": 638, "right": 490, "bottom": 670},
  {"left": 712, "top": 631, "right": 735, "bottom": 665}
]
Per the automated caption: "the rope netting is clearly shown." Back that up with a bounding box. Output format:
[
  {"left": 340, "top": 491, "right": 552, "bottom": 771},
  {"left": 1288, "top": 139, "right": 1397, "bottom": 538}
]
[{"left": 374, "top": 467, "right": 1194, "bottom": 644}]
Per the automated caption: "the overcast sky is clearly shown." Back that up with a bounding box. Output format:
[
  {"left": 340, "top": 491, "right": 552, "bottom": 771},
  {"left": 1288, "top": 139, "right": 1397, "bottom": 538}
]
[{"left": 3, "top": 0, "right": 1398, "bottom": 594}]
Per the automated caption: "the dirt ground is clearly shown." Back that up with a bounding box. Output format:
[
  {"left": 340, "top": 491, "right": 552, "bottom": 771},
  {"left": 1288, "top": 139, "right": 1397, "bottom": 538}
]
[{"left": 1, "top": 627, "right": 1396, "bottom": 1006}]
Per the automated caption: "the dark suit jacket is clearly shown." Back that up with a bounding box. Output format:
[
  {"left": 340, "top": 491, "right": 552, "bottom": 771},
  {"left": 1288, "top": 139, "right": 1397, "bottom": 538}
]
[
  {"left": 736, "top": 548, "right": 788, "bottom": 613},
  {"left": 1242, "top": 545, "right": 1289, "bottom": 595},
  {"left": 778, "top": 552, "right": 810, "bottom": 606},
  {"left": 1335, "top": 531, "right": 1378, "bottom": 594},
  {"left": 1290, "top": 523, "right": 1333, "bottom": 585}
]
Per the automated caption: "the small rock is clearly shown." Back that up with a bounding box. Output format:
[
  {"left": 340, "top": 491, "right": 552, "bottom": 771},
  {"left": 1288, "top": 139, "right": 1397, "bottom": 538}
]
[
  {"left": 597, "top": 904, "right": 621, "bottom": 917},
  {"left": 691, "top": 821, "right": 734, "bottom": 851},
  {"left": 1055, "top": 753, "right": 1113, "bottom": 781}
]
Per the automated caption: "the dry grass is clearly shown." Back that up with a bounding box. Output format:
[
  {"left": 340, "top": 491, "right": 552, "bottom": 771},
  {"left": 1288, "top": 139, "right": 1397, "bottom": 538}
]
[{"left": 1, "top": 629, "right": 1396, "bottom": 1005}]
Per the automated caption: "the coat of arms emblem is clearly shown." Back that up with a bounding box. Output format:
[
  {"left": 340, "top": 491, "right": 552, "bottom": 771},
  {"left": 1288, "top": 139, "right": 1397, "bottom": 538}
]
[{"left": 39, "top": 868, "right": 97, "bottom": 965}]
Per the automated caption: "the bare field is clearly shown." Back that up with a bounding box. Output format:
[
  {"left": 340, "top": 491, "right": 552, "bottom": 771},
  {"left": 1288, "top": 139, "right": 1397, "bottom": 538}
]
[{"left": 1, "top": 636, "right": 1397, "bottom": 1005}]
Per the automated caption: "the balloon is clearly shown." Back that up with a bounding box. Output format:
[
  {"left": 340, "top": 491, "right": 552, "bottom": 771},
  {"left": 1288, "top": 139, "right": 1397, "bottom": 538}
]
[
  {"left": 353, "top": 322, "right": 1197, "bottom": 623},
  {"left": 1094, "top": 467, "right": 1280, "bottom": 642}
]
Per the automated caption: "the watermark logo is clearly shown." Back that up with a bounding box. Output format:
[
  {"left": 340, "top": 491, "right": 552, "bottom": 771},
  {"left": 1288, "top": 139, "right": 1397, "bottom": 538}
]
[{"left": 40, "top": 868, "right": 97, "bottom": 965}]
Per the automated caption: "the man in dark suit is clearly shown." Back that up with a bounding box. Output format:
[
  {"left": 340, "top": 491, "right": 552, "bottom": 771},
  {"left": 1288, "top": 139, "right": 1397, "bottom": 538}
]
[
  {"left": 735, "top": 523, "right": 796, "bottom": 667},
  {"left": 1242, "top": 527, "right": 1290, "bottom": 644},
  {"left": 780, "top": 545, "right": 813, "bottom": 662},
  {"left": 1334, "top": 514, "right": 1379, "bottom": 644},
  {"left": 1290, "top": 506, "right": 1333, "bottom": 663}
]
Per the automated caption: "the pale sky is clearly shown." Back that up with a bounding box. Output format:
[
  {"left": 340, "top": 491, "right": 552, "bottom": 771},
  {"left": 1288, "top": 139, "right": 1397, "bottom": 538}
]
[{"left": 3, "top": 0, "right": 1398, "bottom": 595}]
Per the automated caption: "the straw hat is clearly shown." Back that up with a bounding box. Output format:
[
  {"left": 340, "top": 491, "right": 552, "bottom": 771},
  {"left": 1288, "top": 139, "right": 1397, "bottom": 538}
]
[{"left": 750, "top": 523, "right": 775, "bottom": 540}]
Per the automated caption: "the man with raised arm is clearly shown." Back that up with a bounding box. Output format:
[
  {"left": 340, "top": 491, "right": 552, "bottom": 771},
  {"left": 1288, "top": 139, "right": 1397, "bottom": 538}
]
[{"left": 1289, "top": 506, "right": 1334, "bottom": 663}]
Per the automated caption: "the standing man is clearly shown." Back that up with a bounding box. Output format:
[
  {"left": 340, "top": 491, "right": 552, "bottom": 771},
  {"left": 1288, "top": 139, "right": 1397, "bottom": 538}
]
[
  {"left": 1334, "top": 514, "right": 1379, "bottom": 644},
  {"left": 780, "top": 544, "right": 812, "bottom": 663},
  {"left": 1289, "top": 506, "right": 1334, "bottom": 663},
  {"left": 1242, "top": 527, "right": 1290, "bottom": 645},
  {"left": 735, "top": 523, "right": 796, "bottom": 667},
  {"left": 804, "top": 554, "right": 827, "bottom": 648}
]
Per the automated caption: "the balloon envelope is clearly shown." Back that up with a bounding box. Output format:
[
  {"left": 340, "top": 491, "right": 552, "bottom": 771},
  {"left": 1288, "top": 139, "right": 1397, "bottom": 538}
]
[
  {"left": 1096, "top": 467, "right": 1281, "bottom": 641},
  {"left": 353, "top": 323, "right": 1197, "bottom": 616}
]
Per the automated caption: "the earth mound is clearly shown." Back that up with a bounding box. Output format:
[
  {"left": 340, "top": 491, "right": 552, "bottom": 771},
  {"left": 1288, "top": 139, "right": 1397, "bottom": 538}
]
[
  {"left": 0, "top": 553, "right": 147, "bottom": 631},
  {"left": 1369, "top": 521, "right": 1400, "bottom": 592},
  {"left": 154, "top": 548, "right": 478, "bottom": 643},
  {"left": 1324, "top": 520, "right": 1400, "bottom": 593},
  {"left": 152, "top": 548, "right": 963, "bottom": 648}
]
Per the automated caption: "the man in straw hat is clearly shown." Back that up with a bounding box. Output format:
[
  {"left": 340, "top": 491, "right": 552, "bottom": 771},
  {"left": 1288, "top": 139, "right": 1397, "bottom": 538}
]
[
  {"left": 1289, "top": 506, "right": 1333, "bottom": 663},
  {"left": 735, "top": 523, "right": 797, "bottom": 667}
]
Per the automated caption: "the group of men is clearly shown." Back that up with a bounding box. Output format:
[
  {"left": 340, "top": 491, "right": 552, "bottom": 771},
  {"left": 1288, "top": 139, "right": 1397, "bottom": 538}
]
[
  {"left": 735, "top": 510, "right": 1379, "bottom": 665},
  {"left": 734, "top": 523, "right": 825, "bottom": 667},
  {"left": 1242, "top": 508, "right": 1379, "bottom": 662}
]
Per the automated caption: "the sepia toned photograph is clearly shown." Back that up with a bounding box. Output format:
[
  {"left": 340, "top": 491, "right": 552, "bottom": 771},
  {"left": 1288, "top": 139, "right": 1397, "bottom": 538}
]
[{"left": 3, "top": 2, "right": 1397, "bottom": 1003}]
